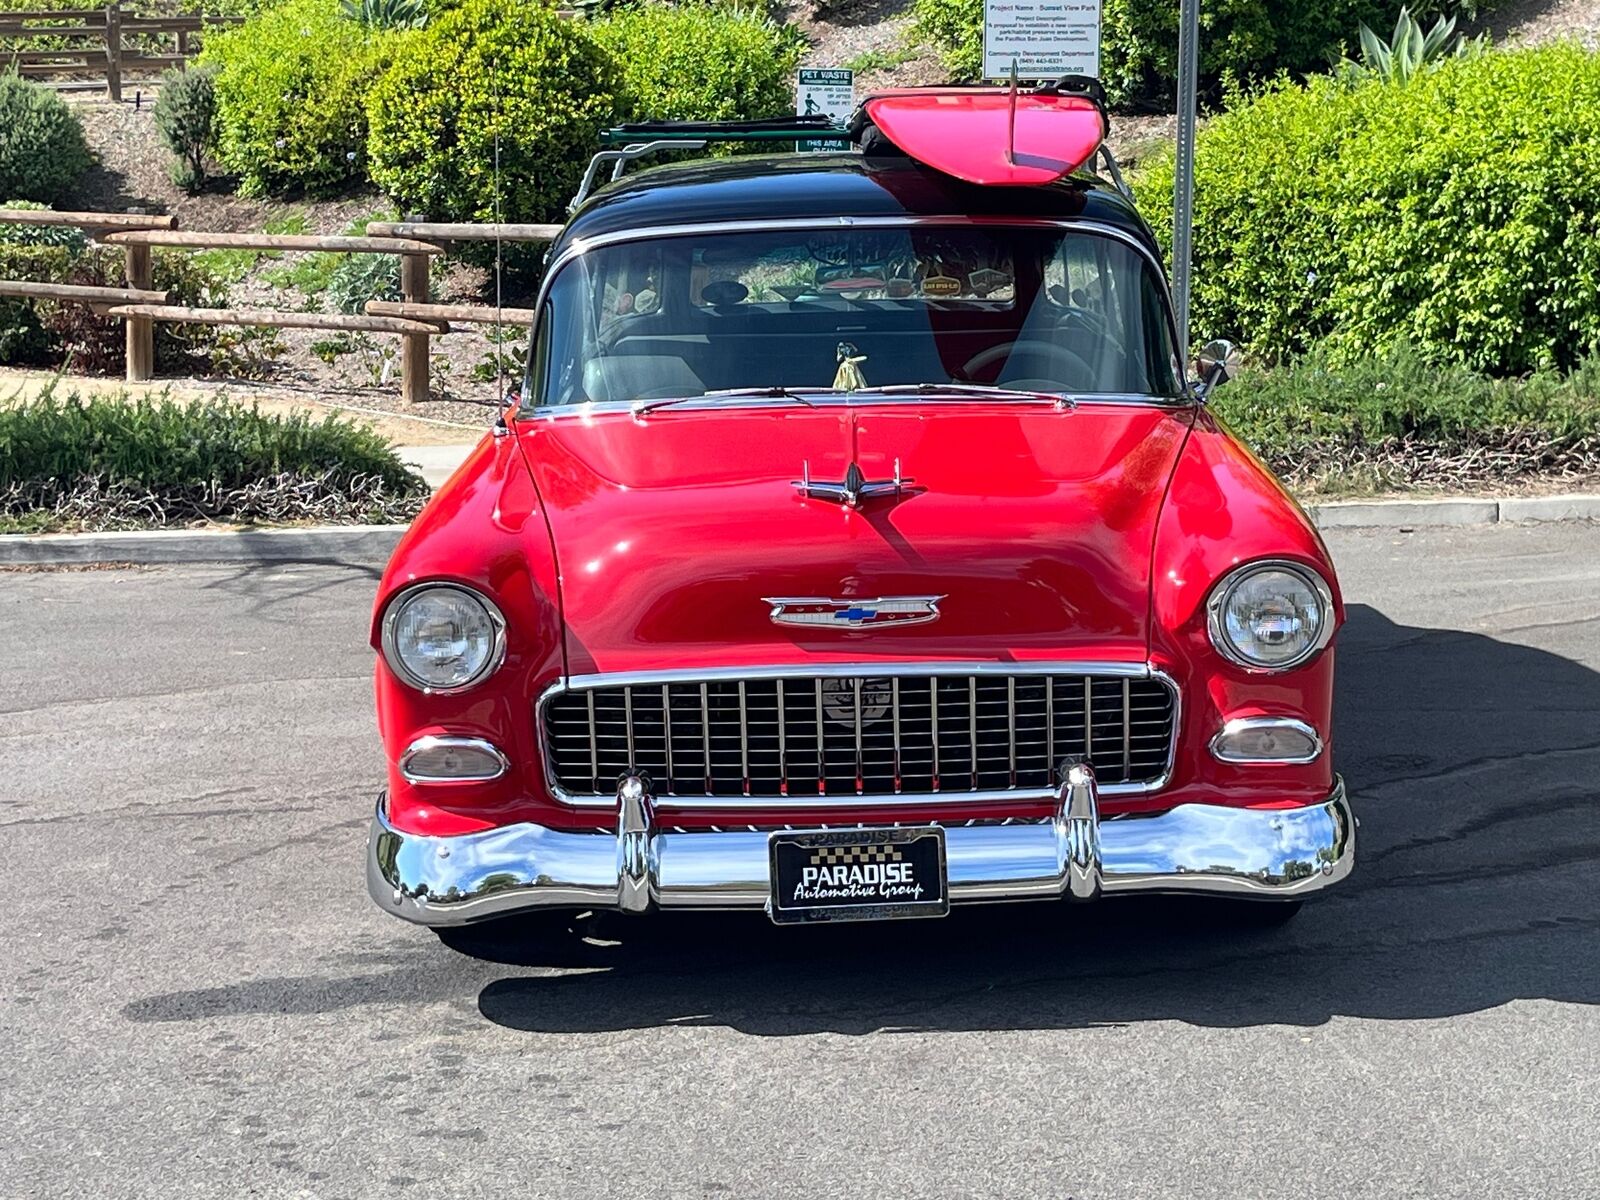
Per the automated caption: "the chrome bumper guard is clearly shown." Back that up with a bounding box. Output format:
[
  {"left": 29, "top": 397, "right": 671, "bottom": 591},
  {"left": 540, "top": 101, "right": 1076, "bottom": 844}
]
[{"left": 367, "top": 767, "right": 1355, "bottom": 927}]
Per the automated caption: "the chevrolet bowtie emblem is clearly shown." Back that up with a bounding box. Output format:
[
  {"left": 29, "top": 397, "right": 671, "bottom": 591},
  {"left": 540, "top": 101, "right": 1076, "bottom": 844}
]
[
  {"left": 763, "top": 596, "right": 946, "bottom": 629},
  {"left": 793, "top": 459, "right": 916, "bottom": 508}
]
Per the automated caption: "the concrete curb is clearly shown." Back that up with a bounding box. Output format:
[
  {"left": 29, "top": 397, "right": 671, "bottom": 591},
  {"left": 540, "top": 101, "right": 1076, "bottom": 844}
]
[
  {"left": 0, "top": 525, "right": 406, "bottom": 567},
  {"left": 4, "top": 494, "right": 1598, "bottom": 567},
  {"left": 1306, "top": 494, "right": 1600, "bottom": 529}
]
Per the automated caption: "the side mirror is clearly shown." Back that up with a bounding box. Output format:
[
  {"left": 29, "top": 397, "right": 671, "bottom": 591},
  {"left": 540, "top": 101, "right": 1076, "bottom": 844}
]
[{"left": 1193, "top": 338, "right": 1241, "bottom": 397}]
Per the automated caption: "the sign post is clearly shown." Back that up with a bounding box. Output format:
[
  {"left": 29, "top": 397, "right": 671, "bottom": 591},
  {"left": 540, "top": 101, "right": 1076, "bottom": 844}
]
[
  {"left": 982, "top": 0, "right": 1100, "bottom": 81},
  {"left": 1172, "top": 0, "right": 1200, "bottom": 364},
  {"left": 796, "top": 68, "right": 854, "bottom": 152}
]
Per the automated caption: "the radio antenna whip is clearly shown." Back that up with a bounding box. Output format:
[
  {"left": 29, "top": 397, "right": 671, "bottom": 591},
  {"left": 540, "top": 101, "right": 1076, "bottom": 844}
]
[{"left": 491, "top": 59, "right": 506, "bottom": 409}]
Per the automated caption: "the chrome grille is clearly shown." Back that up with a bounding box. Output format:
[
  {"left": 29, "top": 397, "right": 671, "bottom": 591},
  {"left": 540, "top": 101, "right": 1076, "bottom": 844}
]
[{"left": 542, "top": 670, "right": 1176, "bottom": 801}]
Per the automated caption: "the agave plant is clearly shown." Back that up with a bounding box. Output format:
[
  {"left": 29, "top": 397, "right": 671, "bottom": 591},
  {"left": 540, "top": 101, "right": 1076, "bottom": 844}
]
[
  {"left": 1350, "top": 6, "right": 1480, "bottom": 85},
  {"left": 340, "top": 0, "right": 429, "bottom": 31}
]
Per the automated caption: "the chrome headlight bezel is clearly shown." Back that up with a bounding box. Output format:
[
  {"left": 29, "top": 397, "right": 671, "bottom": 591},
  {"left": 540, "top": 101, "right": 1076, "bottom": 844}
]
[
  {"left": 380, "top": 581, "right": 508, "bottom": 695},
  {"left": 1205, "top": 559, "right": 1335, "bottom": 672}
]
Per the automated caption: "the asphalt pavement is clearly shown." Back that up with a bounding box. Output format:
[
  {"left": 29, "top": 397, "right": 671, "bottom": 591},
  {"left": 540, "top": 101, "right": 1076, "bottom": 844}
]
[{"left": 2, "top": 523, "right": 1598, "bottom": 1199}]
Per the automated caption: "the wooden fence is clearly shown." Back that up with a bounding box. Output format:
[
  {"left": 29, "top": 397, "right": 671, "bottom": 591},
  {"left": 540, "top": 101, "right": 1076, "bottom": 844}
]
[
  {"left": 0, "top": 208, "right": 564, "bottom": 403},
  {"left": 0, "top": 3, "right": 242, "bottom": 100}
]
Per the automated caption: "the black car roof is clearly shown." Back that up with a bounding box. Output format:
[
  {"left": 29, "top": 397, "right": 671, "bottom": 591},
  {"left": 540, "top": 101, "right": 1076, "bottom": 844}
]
[{"left": 554, "top": 152, "right": 1160, "bottom": 259}]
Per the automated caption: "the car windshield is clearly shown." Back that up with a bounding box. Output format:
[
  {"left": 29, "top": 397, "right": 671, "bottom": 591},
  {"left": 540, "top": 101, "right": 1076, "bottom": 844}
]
[{"left": 532, "top": 224, "right": 1183, "bottom": 408}]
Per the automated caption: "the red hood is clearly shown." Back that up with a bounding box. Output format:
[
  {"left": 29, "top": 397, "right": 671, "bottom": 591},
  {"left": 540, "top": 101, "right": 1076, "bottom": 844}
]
[{"left": 516, "top": 403, "right": 1193, "bottom": 675}]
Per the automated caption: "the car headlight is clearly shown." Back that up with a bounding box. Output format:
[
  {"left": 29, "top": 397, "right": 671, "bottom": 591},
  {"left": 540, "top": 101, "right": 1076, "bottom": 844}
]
[
  {"left": 380, "top": 583, "right": 506, "bottom": 693},
  {"left": 1206, "top": 560, "right": 1334, "bottom": 671}
]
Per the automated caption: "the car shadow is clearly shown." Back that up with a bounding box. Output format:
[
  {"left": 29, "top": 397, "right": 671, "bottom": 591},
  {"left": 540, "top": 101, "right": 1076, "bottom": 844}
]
[{"left": 461, "top": 603, "right": 1600, "bottom": 1036}]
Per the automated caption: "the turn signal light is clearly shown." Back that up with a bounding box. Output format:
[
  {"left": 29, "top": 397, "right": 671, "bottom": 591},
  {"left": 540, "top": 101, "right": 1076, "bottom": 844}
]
[
  {"left": 1209, "top": 718, "right": 1322, "bottom": 765},
  {"left": 400, "top": 736, "right": 509, "bottom": 783}
]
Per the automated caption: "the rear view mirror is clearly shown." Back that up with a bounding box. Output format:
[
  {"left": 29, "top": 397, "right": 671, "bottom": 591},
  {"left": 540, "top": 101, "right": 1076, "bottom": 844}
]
[{"left": 1194, "top": 338, "right": 1241, "bottom": 396}]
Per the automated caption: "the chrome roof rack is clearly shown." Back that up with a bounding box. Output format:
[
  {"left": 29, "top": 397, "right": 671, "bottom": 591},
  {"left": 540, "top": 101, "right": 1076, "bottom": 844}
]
[{"left": 569, "top": 116, "right": 847, "bottom": 210}]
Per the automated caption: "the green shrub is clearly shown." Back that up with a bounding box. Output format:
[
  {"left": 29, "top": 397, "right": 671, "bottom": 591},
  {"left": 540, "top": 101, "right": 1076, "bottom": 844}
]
[
  {"left": 1134, "top": 46, "right": 1600, "bottom": 375},
  {"left": 339, "top": 0, "right": 427, "bottom": 28},
  {"left": 0, "top": 74, "right": 92, "bottom": 203},
  {"left": 591, "top": 3, "right": 802, "bottom": 138},
  {"left": 153, "top": 65, "right": 219, "bottom": 194},
  {"left": 325, "top": 250, "right": 402, "bottom": 313},
  {"left": 0, "top": 391, "right": 428, "bottom": 532},
  {"left": 909, "top": 0, "right": 1479, "bottom": 108},
  {"left": 1215, "top": 344, "right": 1600, "bottom": 494},
  {"left": 365, "top": 0, "right": 623, "bottom": 226},
  {"left": 203, "top": 0, "right": 401, "bottom": 196},
  {"left": 0, "top": 242, "right": 228, "bottom": 370}
]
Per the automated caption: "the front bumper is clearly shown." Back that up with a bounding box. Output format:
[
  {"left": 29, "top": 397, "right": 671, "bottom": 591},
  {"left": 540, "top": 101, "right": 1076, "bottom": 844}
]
[{"left": 367, "top": 768, "right": 1356, "bottom": 927}]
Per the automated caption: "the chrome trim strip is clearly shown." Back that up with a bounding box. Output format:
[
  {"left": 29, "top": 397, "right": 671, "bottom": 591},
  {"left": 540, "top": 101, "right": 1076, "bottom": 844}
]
[
  {"left": 378, "top": 581, "right": 508, "bottom": 697},
  {"left": 561, "top": 660, "right": 1154, "bottom": 689},
  {"left": 1209, "top": 716, "right": 1325, "bottom": 765},
  {"left": 520, "top": 216, "right": 1196, "bottom": 415},
  {"left": 368, "top": 778, "right": 1354, "bottom": 926},
  {"left": 1205, "top": 559, "right": 1338, "bottom": 673},
  {"left": 397, "top": 735, "right": 510, "bottom": 784},
  {"left": 536, "top": 661, "right": 1181, "bottom": 808}
]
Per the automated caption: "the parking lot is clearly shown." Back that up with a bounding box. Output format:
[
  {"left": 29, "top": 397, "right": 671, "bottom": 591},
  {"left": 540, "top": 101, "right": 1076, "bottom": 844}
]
[{"left": 3, "top": 522, "right": 1598, "bottom": 1198}]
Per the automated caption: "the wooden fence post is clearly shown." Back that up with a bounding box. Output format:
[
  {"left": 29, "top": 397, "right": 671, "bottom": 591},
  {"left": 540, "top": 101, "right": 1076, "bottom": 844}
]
[
  {"left": 400, "top": 251, "right": 429, "bottom": 403},
  {"left": 124, "top": 243, "right": 153, "bottom": 382},
  {"left": 104, "top": 1, "right": 122, "bottom": 102}
]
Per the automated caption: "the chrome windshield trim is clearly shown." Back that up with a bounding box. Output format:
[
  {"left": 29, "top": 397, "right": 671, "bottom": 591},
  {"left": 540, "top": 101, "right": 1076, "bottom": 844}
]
[
  {"left": 535, "top": 661, "right": 1180, "bottom": 808},
  {"left": 519, "top": 215, "right": 1194, "bottom": 415}
]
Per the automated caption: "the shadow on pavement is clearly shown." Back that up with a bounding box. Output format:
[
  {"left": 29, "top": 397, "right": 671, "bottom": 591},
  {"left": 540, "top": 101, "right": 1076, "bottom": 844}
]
[{"left": 122, "top": 605, "right": 1600, "bottom": 1034}]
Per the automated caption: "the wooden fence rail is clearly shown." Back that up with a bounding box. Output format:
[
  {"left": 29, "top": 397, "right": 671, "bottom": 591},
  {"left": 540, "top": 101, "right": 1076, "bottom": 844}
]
[
  {"left": 0, "top": 3, "right": 243, "bottom": 99},
  {"left": 0, "top": 207, "right": 559, "bottom": 404}
]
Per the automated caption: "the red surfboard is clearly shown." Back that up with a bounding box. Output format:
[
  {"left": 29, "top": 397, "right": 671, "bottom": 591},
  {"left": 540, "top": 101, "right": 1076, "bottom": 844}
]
[{"left": 863, "top": 88, "right": 1107, "bottom": 187}]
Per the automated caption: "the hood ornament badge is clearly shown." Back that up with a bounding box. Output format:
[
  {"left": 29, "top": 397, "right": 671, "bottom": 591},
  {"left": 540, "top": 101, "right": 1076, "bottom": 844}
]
[
  {"left": 793, "top": 459, "right": 916, "bottom": 507},
  {"left": 763, "top": 596, "right": 946, "bottom": 629}
]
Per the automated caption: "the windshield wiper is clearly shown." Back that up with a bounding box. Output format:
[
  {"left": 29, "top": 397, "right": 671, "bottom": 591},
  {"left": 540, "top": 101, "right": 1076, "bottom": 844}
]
[
  {"left": 851, "top": 383, "right": 1077, "bottom": 408},
  {"left": 632, "top": 386, "right": 836, "bottom": 415}
]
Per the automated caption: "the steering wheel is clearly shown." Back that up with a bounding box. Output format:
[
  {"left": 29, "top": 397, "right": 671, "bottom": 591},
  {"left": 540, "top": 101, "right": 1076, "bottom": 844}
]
[{"left": 959, "top": 339, "right": 1094, "bottom": 388}]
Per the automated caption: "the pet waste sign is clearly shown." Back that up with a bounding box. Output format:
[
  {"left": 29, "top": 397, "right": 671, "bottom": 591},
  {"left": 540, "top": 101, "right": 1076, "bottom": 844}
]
[{"left": 796, "top": 68, "right": 854, "bottom": 152}]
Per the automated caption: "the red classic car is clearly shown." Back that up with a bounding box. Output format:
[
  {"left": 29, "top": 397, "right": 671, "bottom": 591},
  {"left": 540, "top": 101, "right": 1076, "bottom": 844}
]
[{"left": 366, "top": 83, "right": 1354, "bottom": 939}]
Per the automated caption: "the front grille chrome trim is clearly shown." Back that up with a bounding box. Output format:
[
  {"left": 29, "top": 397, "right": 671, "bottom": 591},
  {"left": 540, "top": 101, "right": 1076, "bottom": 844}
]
[{"left": 539, "top": 661, "right": 1179, "bottom": 809}]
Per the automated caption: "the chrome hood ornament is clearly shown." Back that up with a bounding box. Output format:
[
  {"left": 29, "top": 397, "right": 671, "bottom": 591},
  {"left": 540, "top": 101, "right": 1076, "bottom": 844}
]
[
  {"left": 793, "top": 458, "right": 916, "bottom": 507},
  {"left": 763, "top": 595, "right": 946, "bottom": 629}
]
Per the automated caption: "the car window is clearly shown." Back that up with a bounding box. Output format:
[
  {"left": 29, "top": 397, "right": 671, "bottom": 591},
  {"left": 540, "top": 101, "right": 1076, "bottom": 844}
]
[{"left": 533, "top": 224, "right": 1180, "bottom": 407}]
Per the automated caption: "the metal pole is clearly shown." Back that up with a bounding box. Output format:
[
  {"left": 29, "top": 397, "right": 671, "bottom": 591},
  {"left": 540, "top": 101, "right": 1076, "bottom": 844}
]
[{"left": 1172, "top": 0, "right": 1200, "bottom": 365}]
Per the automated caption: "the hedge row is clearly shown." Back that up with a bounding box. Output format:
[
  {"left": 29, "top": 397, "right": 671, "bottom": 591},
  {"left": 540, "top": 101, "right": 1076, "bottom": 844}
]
[
  {"left": 1133, "top": 45, "right": 1600, "bottom": 377},
  {"left": 203, "top": 0, "right": 802, "bottom": 217},
  {"left": 1215, "top": 344, "right": 1600, "bottom": 495},
  {"left": 0, "top": 392, "right": 427, "bottom": 533}
]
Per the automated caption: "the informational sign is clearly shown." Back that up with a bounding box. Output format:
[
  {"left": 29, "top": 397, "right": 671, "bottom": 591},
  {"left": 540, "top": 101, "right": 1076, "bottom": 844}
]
[
  {"left": 983, "top": 0, "right": 1101, "bottom": 81},
  {"left": 796, "top": 67, "right": 854, "bottom": 153}
]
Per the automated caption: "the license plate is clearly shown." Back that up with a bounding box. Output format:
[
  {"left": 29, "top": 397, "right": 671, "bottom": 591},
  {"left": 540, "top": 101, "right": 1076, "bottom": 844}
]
[{"left": 768, "top": 827, "right": 949, "bottom": 924}]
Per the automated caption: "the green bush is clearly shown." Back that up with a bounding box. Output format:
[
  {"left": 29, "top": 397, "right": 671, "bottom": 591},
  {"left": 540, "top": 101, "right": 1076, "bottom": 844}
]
[
  {"left": 366, "top": 0, "right": 624, "bottom": 226},
  {"left": 909, "top": 0, "right": 1478, "bottom": 108},
  {"left": 591, "top": 3, "right": 802, "bottom": 137},
  {"left": 0, "top": 242, "right": 228, "bottom": 370},
  {"left": 1215, "top": 344, "right": 1600, "bottom": 494},
  {"left": 153, "top": 65, "right": 219, "bottom": 193},
  {"left": 0, "top": 391, "right": 428, "bottom": 532},
  {"left": 325, "top": 250, "right": 402, "bottom": 313},
  {"left": 1134, "top": 46, "right": 1600, "bottom": 375},
  {"left": 203, "top": 0, "right": 401, "bottom": 196},
  {"left": 0, "top": 74, "right": 92, "bottom": 203}
]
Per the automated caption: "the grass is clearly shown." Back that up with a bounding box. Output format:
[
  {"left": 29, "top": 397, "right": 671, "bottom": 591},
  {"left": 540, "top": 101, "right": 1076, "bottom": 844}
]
[
  {"left": 192, "top": 210, "right": 312, "bottom": 285},
  {"left": 842, "top": 46, "right": 917, "bottom": 73},
  {"left": 0, "top": 388, "right": 428, "bottom": 532},
  {"left": 1216, "top": 345, "right": 1600, "bottom": 496}
]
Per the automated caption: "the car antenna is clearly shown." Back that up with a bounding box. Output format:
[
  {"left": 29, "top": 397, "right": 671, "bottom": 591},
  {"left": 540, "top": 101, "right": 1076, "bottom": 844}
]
[{"left": 491, "top": 58, "right": 509, "bottom": 434}]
